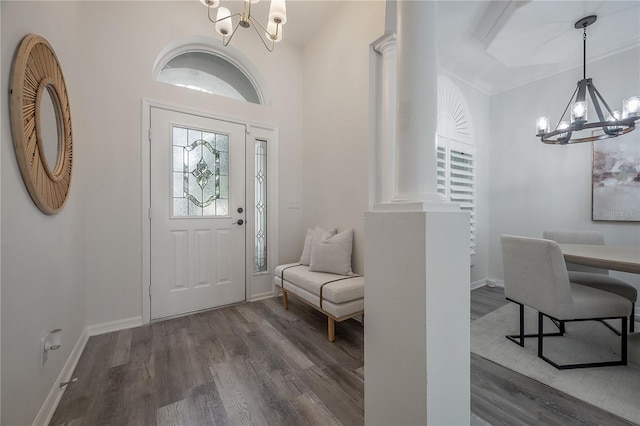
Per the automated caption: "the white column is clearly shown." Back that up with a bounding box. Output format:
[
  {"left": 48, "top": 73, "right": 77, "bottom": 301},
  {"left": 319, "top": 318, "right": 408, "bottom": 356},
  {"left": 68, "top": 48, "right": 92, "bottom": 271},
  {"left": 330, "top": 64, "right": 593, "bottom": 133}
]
[
  {"left": 365, "top": 210, "right": 470, "bottom": 425},
  {"left": 392, "top": 0, "right": 441, "bottom": 204},
  {"left": 384, "top": 0, "right": 396, "bottom": 33},
  {"left": 374, "top": 34, "right": 397, "bottom": 204},
  {"left": 365, "top": 1, "right": 470, "bottom": 425}
]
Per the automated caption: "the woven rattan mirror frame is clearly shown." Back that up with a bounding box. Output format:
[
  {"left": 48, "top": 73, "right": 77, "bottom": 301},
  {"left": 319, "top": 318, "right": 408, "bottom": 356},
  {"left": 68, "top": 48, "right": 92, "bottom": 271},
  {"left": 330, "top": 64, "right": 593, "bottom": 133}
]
[{"left": 10, "top": 34, "right": 73, "bottom": 215}]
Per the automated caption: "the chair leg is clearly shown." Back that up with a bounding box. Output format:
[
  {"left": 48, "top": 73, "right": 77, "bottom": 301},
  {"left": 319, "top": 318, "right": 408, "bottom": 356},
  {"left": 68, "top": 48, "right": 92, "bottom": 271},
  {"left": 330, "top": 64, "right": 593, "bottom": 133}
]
[
  {"left": 538, "top": 312, "right": 544, "bottom": 358},
  {"left": 537, "top": 312, "right": 628, "bottom": 370},
  {"left": 622, "top": 317, "right": 628, "bottom": 365},
  {"left": 282, "top": 290, "right": 289, "bottom": 310},
  {"left": 506, "top": 301, "right": 563, "bottom": 347},
  {"left": 506, "top": 303, "right": 525, "bottom": 347},
  {"left": 595, "top": 303, "right": 635, "bottom": 336},
  {"left": 517, "top": 303, "right": 524, "bottom": 345}
]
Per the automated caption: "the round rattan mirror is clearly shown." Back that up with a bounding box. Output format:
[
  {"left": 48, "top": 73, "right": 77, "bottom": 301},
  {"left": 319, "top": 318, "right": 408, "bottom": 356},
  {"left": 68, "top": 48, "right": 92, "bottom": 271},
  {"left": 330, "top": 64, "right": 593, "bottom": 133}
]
[{"left": 10, "top": 34, "right": 73, "bottom": 215}]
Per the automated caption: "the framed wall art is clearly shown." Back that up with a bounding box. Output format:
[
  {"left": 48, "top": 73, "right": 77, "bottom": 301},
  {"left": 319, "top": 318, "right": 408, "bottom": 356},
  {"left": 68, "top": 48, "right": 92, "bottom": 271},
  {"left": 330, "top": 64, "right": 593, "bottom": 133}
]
[{"left": 592, "top": 130, "right": 640, "bottom": 222}]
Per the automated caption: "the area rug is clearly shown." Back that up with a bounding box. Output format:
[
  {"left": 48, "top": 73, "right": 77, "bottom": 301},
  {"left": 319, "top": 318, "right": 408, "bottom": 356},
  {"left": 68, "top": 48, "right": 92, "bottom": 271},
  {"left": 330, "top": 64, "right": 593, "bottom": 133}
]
[{"left": 471, "top": 303, "right": 640, "bottom": 424}]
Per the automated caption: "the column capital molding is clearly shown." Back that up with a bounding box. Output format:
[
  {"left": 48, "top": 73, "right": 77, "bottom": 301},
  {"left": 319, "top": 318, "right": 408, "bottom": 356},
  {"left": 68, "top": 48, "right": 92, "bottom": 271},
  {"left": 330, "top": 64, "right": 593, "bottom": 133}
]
[
  {"left": 373, "top": 199, "right": 460, "bottom": 213},
  {"left": 373, "top": 32, "right": 397, "bottom": 55}
]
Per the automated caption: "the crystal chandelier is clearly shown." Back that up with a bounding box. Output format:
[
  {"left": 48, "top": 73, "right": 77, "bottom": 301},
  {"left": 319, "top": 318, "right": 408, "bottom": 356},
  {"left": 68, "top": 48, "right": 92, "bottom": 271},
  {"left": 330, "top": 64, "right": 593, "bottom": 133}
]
[
  {"left": 535, "top": 15, "right": 640, "bottom": 144},
  {"left": 200, "top": 0, "right": 287, "bottom": 52}
]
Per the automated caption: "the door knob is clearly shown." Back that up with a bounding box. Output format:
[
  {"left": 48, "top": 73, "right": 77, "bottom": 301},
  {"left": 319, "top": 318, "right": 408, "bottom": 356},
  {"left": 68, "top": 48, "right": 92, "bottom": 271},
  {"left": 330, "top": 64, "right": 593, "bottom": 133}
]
[{"left": 233, "top": 219, "right": 244, "bottom": 225}]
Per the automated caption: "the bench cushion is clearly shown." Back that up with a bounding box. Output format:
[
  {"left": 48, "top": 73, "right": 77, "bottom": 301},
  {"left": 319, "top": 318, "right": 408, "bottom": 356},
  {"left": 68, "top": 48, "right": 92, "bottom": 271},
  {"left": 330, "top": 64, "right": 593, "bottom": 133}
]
[
  {"left": 277, "top": 281, "right": 364, "bottom": 319},
  {"left": 275, "top": 263, "right": 364, "bottom": 304}
]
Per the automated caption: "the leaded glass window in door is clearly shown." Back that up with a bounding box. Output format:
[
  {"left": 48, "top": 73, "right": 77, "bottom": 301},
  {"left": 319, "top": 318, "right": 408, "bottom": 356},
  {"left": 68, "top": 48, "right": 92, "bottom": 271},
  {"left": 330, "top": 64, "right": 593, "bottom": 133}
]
[
  {"left": 172, "top": 126, "right": 229, "bottom": 217},
  {"left": 254, "top": 139, "right": 268, "bottom": 272}
]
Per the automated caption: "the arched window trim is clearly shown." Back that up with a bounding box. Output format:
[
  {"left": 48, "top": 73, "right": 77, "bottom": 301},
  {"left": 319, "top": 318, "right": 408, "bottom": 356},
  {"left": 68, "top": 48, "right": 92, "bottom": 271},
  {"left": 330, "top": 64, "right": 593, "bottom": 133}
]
[
  {"left": 437, "top": 74, "right": 475, "bottom": 146},
  {"left": 153, "top": 37, "right": 270, "bottom": 106}
]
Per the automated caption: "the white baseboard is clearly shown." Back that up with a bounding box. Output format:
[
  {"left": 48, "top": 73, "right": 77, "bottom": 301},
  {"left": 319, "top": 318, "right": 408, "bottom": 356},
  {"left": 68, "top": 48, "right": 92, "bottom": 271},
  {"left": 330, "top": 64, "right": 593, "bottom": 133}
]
[
  {"left": 34, "top": 316, "right": 143, "bottom": 424},
  {"left": 86, "top": 316, "right": 143, "bottom": 337},
  {"left": 249, "top": 291, "right": 276, "bottom": 302},
  {"left": 470, "top": 279, "right": 488, "bottom": 291},
  {"left": 32, "top": 328, "right": 89, "bottom": 426},
  {"left": 470, "top": 278, "right": 505, "bottom": 290}
]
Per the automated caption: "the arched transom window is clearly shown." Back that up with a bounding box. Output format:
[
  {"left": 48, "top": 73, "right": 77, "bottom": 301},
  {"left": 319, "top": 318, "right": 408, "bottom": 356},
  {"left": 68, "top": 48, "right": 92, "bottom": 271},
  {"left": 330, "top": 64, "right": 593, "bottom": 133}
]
[{"left": 157, "top": 50, "right": 261, "bottom": 104}]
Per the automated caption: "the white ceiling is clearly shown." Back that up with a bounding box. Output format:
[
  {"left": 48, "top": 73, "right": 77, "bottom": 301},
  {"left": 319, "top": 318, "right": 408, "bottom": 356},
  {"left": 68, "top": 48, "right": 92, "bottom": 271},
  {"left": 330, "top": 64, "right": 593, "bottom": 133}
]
[
  {"left": 438, "top": 0, "right": 640, "bottom": 95},
  {"left": 216, "top": 0, "right": 339, "bottom": 48},
  {"left": 277, "top": 0, "right": 340, "bottom": 47},
  {"left": 220, "top": 0, "right": 640, "bottom": 96}
]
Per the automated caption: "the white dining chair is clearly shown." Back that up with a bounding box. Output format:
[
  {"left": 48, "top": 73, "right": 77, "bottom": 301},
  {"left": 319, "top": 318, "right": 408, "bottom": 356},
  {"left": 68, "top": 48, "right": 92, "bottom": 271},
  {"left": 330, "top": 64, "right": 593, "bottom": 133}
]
[
  {"left": 501, "top": 235, "right": 631, "bottom": 369},
  {"left": 543, "top": 230, "right": 637, "bottom": 333}
]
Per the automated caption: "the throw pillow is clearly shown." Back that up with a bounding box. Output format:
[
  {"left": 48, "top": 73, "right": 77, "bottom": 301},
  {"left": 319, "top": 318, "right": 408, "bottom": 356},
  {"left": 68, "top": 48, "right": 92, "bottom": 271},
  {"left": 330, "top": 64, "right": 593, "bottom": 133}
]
[
  {"left": 299, "top": 226, "right": 336, "bottom": 265},
  {"left": 309, "top": 228, "right": 354, "bottom": 276}
]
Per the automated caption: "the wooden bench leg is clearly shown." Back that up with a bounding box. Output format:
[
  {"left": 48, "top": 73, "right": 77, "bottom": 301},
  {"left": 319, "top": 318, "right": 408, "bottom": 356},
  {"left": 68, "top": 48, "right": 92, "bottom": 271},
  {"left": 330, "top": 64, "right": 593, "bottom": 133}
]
[
  {"left": 328, "top": 317, "right": 336, "bottom": 342},
  {"left": 282, "top": 290, "right": 289, "bottom": 310}
]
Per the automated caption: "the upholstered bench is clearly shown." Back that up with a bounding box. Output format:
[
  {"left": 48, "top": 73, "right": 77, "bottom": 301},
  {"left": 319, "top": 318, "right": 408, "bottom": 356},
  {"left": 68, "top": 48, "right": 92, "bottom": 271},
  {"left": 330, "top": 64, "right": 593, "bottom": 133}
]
[{"left": 274, "top": 263, "right": 364, "bottom": 342}]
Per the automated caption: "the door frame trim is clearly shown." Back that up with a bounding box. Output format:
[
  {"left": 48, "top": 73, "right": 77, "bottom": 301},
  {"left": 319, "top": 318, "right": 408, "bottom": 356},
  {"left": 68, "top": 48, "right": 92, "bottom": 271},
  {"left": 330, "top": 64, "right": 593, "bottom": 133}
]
[{"left": 141, "top": 99, "right": 279, "bottom": 324}]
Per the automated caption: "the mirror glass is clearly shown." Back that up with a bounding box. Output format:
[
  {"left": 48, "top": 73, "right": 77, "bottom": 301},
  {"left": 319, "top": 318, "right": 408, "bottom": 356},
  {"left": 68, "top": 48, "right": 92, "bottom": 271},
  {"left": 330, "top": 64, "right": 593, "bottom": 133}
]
[{"left": 40, "top": 87, "right": 60, "bottom": 170}]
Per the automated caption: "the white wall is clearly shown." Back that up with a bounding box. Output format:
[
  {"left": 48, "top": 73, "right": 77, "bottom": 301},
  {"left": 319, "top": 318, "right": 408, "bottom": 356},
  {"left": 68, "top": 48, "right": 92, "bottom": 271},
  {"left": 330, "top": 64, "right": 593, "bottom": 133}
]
[
  {"left": 488, "top": 48, "right": 640, "bottom": 292},
  {"left": 1, "top": 3, "right": 87, "bottom": 424},
  {"left": 1, "top": 1, "right": 305, "bottom": 423},
  {"left": 70, "top": 1, "right": 305, "bottom": 326},
  {"left": 1, "top": 2, "right": 4, "bottom": 420},
  {"left": 301, "top": 1, "right": 385, "bottom": 274}
]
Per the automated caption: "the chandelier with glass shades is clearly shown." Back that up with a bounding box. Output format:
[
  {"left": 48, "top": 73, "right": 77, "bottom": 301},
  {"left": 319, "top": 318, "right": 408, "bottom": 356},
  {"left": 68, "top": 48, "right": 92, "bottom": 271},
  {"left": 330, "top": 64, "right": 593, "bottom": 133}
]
[
  {"left": 536, "top": 15, "right": 640, "bottom": 144},
  {"left": 200, "top": 0, "right": 287, "bottom": 52}
]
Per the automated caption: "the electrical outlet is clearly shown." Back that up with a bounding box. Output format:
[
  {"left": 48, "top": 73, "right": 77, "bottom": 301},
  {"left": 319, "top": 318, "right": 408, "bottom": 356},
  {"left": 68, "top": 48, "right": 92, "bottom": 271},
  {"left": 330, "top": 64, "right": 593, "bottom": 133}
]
[{"left": 287, "top": 198, "right": 301, "bottom": 209}]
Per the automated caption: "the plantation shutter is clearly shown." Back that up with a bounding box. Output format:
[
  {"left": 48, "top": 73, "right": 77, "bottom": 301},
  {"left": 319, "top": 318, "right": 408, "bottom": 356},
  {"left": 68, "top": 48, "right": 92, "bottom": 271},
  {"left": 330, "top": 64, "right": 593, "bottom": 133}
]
[{"left": 437, "top": 138, "right": 476, "bottom": 260}]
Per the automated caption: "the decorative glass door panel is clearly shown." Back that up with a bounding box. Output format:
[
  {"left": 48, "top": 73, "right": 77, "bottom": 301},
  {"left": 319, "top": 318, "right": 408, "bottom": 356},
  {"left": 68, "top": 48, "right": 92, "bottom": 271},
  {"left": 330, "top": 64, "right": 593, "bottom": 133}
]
[
  {"left": 172, "top": 126, "right": 229, "bottom": 217},
  {"left": 254, "top": 139, "right": 267, "bottom": 272}
]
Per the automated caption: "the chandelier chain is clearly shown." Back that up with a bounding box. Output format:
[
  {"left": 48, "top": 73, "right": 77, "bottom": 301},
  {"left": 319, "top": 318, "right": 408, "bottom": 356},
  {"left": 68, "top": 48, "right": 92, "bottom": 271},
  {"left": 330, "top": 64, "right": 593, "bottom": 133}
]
[{"left": 583, "top": 27, "right": 587, "bottom": 80}]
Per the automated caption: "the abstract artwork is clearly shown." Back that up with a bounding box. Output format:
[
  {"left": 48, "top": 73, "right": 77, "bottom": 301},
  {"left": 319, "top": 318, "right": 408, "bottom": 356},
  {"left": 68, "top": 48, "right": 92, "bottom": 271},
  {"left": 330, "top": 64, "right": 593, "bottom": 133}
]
[{"left": 592, "top": 131, "right": 640, "bottom": 221}]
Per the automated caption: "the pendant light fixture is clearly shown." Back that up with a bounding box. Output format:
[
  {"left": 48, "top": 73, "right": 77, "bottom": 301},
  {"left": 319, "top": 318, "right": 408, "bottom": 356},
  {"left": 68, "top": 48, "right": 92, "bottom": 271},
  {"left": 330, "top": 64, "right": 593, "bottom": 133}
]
[
  {"left": 200, "top": 0, "right": 287, "bottom": 52},
  {"left": 536, "top": 15, "right": 640, "bottom": 144}
]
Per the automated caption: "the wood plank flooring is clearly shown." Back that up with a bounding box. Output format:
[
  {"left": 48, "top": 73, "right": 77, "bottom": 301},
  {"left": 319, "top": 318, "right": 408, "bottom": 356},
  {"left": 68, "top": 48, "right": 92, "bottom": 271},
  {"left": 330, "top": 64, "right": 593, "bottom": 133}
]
[
  {"left": 51, "top": 287, "right": 635, "bottom": 425},
  {"left": 469, "top": 287, "right": 635, "bottom": 426}
]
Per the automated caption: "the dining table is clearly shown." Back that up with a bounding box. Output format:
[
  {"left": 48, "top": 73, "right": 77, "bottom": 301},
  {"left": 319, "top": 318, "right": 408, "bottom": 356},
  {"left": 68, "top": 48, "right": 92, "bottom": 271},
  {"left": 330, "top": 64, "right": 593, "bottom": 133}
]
[{"left": 558, "top": 243, "right": 640, "bottom": 274}]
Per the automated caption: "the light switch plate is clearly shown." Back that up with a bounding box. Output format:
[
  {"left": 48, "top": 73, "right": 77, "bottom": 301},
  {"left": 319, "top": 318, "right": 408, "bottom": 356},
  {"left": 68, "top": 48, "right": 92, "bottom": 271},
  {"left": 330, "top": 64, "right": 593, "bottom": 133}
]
[{"left": 287, "top": 198, "right": 301, "bottom": 209}]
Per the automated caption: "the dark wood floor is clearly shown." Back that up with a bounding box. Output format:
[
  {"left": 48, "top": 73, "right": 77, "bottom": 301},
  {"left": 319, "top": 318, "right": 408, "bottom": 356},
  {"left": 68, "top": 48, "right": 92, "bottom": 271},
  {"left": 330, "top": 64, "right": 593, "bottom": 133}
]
[{"left": 51, "top": 287, "right": 635, "bottom": 425}]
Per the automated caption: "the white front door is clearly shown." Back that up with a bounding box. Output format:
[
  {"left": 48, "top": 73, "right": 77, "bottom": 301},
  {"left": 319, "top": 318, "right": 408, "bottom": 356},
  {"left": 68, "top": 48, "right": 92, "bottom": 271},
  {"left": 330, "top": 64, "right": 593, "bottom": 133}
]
[{"left": 150, "top": 107, "right": 246, "bottom": 319}]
